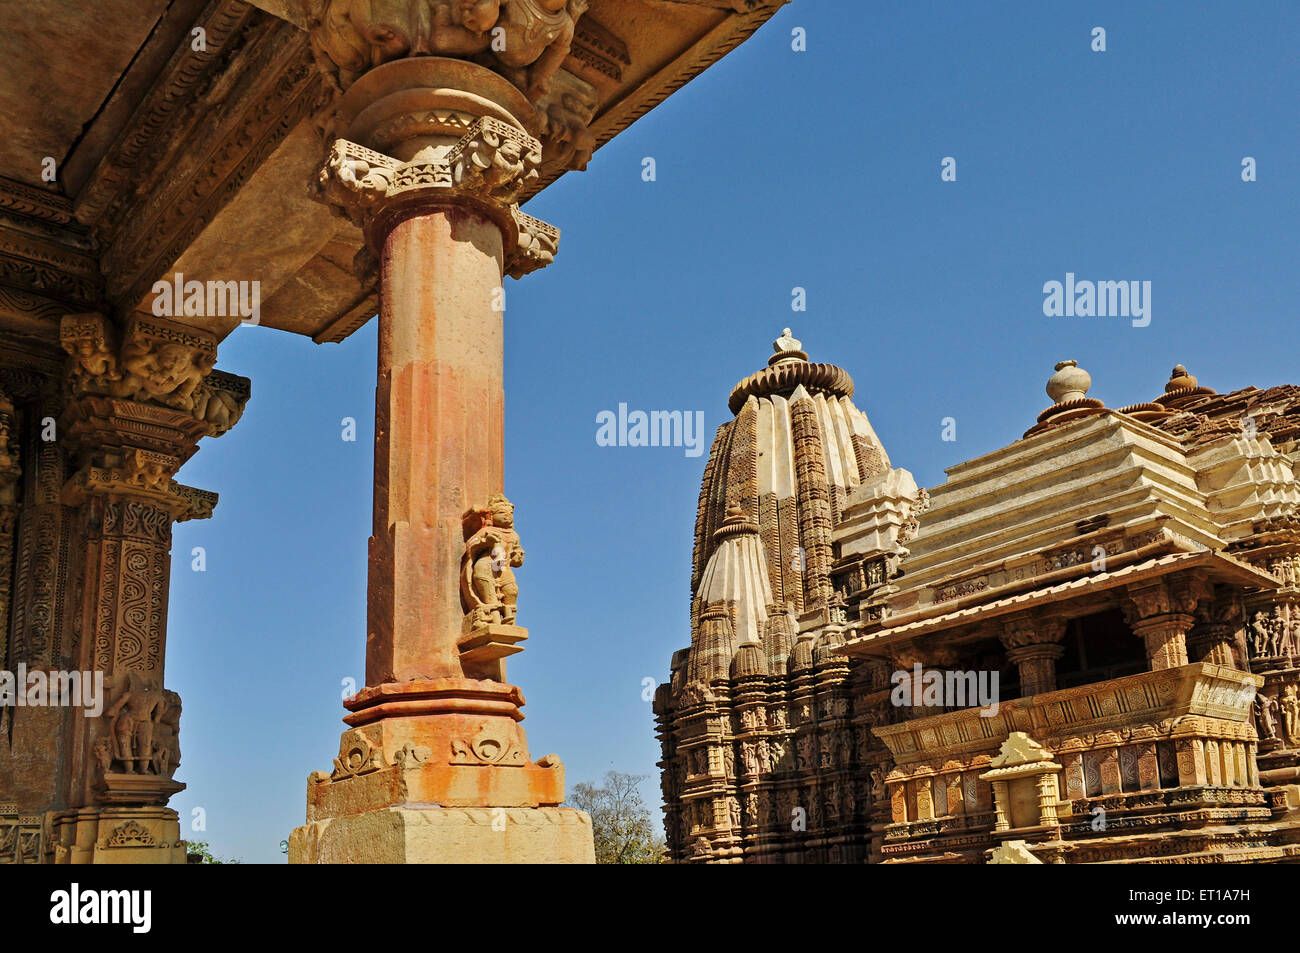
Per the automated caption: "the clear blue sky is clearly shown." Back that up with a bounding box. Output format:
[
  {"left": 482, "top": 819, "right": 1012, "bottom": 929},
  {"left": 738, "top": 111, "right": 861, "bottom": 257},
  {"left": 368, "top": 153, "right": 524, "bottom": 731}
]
[{"left": 164, "top": 0, "right": 1299, "bottom": 862}]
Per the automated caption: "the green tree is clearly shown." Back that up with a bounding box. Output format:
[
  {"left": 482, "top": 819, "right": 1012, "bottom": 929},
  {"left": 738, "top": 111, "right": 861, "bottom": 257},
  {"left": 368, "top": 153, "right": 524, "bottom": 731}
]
[
  {"left": 568, "top": 771, "right": 665, "bottom": 864},
  {"left": 184, "top": 840, "right": 240, "bottom": 864}
]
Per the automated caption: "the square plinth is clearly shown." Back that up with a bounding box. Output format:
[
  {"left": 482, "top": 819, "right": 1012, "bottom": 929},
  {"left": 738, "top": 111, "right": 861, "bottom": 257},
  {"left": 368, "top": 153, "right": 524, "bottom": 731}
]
[{"left": 288, "top": 806, "right": 595, "bottom": 864}]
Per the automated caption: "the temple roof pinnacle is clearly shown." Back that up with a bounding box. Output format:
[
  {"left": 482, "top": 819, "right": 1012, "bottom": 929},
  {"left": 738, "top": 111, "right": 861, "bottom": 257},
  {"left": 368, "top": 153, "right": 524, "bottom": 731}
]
[
  {"left": 1024, "top": 359, "right": 1106, "bottom": 437},
  {"left": 729, "top": 329, "right": 853, "bottom": 414},
  {"left": 769, "top": 327, "right": 809, "bottom": 366}
]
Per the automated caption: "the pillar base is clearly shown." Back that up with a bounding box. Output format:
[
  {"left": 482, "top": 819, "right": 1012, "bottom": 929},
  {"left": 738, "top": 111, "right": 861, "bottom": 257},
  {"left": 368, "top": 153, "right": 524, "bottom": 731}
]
[
  {"left": 293, "top": 677, "right": 594, "bottom": 863},
  {"left": 50, "top": 806, "right": 188, "bottom": 864},
  {"left": 289, "top": 806, "right": 595, "bottom": 864}
]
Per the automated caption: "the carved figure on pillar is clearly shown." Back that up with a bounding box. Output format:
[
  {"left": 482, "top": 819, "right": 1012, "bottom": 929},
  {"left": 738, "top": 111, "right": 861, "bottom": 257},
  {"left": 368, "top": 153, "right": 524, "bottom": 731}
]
[
  {"left": 103, "top": 671, "right": 169, "bottom": 776},
  {"left": 461, "top": 493, "right": 525, "bottom": 630}
]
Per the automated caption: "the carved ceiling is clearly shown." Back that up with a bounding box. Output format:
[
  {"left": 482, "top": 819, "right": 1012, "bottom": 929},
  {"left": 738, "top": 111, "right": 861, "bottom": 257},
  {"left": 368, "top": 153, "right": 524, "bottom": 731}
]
[{"left": 0, "top": 0, "right": 788, "bottom": 352}]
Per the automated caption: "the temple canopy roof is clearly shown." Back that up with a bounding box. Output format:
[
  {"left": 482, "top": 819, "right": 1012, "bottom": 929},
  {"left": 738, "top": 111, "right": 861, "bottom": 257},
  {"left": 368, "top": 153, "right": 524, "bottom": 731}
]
[{"left": 0, "top": 0, "right": 790, "bottom": 353}]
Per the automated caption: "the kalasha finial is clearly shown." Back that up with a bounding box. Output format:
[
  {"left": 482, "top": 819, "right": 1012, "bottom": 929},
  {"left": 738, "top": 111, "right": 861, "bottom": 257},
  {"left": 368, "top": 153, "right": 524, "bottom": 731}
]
[
  {"left": 1046, "top": 359, "right": 1091, "bottom": 404},
  {"left": 768, "top": 328, "right": 809, "bottom": 366},
  {"left": 1166, "top": 364, "right": 1198, "bottom": 393}
]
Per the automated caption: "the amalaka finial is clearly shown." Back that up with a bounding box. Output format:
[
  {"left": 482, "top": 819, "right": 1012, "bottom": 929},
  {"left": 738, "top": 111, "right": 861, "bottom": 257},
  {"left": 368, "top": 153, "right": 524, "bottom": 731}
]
[{"left": 1166, "top": 364, "right": 1198, "bottom": 393}]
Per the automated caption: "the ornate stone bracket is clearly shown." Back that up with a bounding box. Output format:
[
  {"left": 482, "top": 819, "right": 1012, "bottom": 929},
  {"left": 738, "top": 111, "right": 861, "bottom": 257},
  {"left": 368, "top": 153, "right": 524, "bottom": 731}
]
[
  {"left": 304, "top": 0, "right": 595, "bottom": 173},
  {"left": 60, "top": 312, "right": 250, "bottom": 438},
  {"left": 315, "top": 120, "right": 559, "bottom": 278}
]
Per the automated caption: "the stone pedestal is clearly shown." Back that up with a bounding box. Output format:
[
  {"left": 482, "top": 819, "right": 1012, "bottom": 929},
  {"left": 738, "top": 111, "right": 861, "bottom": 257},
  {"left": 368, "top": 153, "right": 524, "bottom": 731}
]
[
  {"left": 51, "top": 807, "right": 188, "bottom": 865},
  {"left": 290, "top": 807, "right": 594, "bottom": 865}
]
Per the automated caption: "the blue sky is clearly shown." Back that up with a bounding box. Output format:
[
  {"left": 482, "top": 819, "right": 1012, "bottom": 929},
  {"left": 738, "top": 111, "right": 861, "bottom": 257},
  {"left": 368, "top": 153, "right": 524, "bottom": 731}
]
[{"left": 165, "top": 0, "right": 1299, "bottom": 862}]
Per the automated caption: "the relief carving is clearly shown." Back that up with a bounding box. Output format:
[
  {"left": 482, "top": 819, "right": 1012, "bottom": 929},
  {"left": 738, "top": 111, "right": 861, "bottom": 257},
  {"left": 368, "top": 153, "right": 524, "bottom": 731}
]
[
  {"left": 100, "top": 672, "right": 181, "bottom": 779},
  {"left": 305, "top": 0, "right": 588, "bottom": 102},
  {"left": 59, "top": 313, "right": 249, "bottom": 437},
  {"left": 459, "top": 494, "right": 524, "bottom": 630}
]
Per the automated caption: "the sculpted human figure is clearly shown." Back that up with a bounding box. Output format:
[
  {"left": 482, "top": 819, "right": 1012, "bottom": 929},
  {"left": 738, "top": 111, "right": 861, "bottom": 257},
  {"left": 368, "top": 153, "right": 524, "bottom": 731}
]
[
  {"left": 105, "top": 672, "right": 166, "bottom": 774},
  {"left": 1255, "top": 692, "right": 1278, "bottom": 741},
  {"left": 460, "top": 494, "right": 525, "bottom": 628},
  {"left": 152, "top": 691, "right": 183, "bottom": 777},
  {"left": 125, "top": 448, "right": 170, "bottom": 492},
  {"left": 428, "top": 0, "right": 501, "bottom": 54},
  {"left": 192, "top": 383, "right": 245, "bottom": 436},
  {"left": 491, "top": 0, "right": 586, "bottom": 100},
  {"left": 1282, "top": 685, "right": 1300, "bottom": 745},
  {"left": 1251, "top": 611, "right": 1273, "bottom": 657},
  {"left": 119, "top": 339, "right": 211, "bottom": 409},
  {"left": 307, "top": 0, "right": 419, "bottom": 90},
  {"left": 69, "top": 335, "right": 120, "bottom": 389}
]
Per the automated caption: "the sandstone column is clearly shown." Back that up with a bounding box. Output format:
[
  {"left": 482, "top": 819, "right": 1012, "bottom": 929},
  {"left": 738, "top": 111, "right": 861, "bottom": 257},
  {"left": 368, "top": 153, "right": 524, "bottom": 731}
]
[{"left": 288, "top": 53, "right": 592, "bottom": 863}]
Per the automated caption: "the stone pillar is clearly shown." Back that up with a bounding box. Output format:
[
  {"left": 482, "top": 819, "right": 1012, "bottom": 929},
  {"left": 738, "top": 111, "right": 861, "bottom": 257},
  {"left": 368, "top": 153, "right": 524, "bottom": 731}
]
[
  {"left": 1000, "top": 614, "right": 1067, "bottom": 696},
  {"left": 49, "top": 312, "right": 246, "bottom": 864},
  {"left": 1123, "top": 575, "right": 1208, "bottom": 672},
  {"left": 288, "top": 55, "right": 592, "bottom": 863}
]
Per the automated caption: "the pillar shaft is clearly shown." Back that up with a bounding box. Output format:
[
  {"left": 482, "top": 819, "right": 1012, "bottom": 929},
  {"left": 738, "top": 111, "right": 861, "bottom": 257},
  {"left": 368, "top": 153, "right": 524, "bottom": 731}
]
[{"left": 367, "top": 207, "right": 505, "bottom": 684}]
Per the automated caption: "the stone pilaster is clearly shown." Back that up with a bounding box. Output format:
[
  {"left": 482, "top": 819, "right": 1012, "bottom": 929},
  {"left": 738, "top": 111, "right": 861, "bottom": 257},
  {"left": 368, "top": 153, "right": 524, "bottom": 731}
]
[{"left": 45, "top": 312, "right": 247, "bottom": 864}]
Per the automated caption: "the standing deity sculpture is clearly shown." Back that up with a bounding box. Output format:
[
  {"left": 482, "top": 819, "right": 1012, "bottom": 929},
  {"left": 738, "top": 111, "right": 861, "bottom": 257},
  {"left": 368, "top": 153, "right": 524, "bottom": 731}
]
[
  {"left": 103, "top": 671, "right": 168, "bottom": 775},
  {"left": 1281, "top": 685, "right": 1300, "bottom": 746},
  {"left": 1255, "top": 691, "right": 1279, "bottom": 741},
  {"left": 869, "top": 765, "right": 886, "bottom": 801},
  {"left": 460, "top": 494, "right": 525, "bottom": 630}
]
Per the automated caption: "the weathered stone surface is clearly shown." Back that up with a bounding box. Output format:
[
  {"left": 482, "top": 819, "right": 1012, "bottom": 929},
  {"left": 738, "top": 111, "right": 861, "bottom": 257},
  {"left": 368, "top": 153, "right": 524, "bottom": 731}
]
[{"left": 290, "top": 806, "right": 595, "bottom": 864}]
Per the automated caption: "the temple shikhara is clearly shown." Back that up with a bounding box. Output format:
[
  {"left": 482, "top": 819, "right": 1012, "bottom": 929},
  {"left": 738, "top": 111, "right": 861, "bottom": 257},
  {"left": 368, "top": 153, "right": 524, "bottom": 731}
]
[
  {"left": 0, "top": 0, "right": 788, "bottom": 863},
  {"left": 655, "top": 332, "right": 1300, "bottom": 863}
]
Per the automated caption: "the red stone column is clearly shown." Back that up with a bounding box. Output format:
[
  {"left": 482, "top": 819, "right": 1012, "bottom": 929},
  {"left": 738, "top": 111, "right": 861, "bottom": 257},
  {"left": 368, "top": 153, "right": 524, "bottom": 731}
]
[
  {"left": 290, "top": 57, "right": 591, "bottom": 863},
  {"left": 367, "top": 207, "right": 506, "bottom": 684}
]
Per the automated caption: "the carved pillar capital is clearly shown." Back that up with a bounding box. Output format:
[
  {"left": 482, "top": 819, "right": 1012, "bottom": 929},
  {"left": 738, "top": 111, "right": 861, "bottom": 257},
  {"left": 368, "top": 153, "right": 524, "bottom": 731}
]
[
  {"left": 316, "top": 120, "right": 559, "bottom": 278},
  {"left": 304, "top": 0, "right": 597, "bottom": 174},
  {"left": 59, "top": 312, "right": 250, "bottom": 440},
  {"left": 999, "top": 613, "right": 1068, "bottom": 696},
  {"left": 1122, "top": 578, "right": 1199, "bottom": 671}
]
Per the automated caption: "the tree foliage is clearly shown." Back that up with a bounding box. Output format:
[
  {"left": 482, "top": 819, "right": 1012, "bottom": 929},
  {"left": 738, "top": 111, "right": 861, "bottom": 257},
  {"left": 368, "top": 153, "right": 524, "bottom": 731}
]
[
  {"left": 184, "top": 840, "right": 240, "bottom": 864},
  {"left": 568, "top": 771, "right": 665, "bottom": 864}
]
